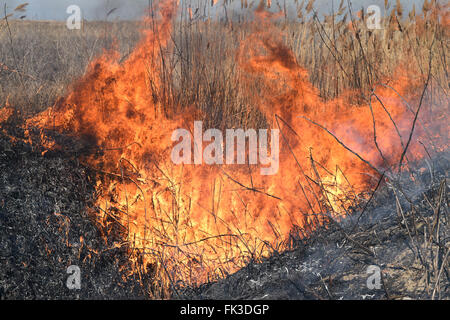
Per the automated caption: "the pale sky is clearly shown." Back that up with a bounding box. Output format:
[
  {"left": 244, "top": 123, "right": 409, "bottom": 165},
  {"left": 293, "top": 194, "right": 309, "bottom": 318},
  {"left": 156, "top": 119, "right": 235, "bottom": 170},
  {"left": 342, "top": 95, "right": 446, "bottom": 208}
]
[{"left": 1, "top": 0, "right": 425, "bottom": 21}]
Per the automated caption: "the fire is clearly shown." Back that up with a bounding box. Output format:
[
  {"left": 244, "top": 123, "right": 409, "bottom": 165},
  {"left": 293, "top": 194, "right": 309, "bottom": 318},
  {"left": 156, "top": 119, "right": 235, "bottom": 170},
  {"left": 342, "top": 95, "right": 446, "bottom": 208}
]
[
  {"left": 1, "top": 1, "right": 448, "bottom": 290},
  {"left": 0, "top": 107, "right": 12, "bottom": 124}
]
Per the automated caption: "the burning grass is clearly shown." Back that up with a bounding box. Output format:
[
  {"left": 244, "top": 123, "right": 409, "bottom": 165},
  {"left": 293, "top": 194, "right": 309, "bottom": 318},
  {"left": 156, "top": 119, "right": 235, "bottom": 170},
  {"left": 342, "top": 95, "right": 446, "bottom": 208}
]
[
  {"left": 180, "top": 157, "right": 449, "bottom": 300},
  {"left": 0, "top": 1, "right": 449, "bottom": 299}
]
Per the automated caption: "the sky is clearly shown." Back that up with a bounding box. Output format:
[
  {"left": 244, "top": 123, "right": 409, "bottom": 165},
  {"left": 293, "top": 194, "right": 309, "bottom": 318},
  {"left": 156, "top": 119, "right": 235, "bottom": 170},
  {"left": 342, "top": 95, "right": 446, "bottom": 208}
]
[{"left": 1, "top": 0, "right": 425, "bottom": 21}]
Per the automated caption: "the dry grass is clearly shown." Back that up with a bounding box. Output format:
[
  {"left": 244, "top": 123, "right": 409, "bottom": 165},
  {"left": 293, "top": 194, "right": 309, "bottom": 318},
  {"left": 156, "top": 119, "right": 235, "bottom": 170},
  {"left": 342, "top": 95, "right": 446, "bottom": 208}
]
[
  {"left": 0, "top": 19, "right": 141, "bottom": 115},
  {"left": 1, "top": 1, "right": 448, "bottom": 127}
]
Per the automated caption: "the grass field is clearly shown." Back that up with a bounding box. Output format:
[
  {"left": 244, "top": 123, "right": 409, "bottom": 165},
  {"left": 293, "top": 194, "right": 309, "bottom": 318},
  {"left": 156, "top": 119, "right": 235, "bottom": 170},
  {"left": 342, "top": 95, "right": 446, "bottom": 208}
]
[{"left": 1, "top": 1, "right": 447, "bottom": 126}]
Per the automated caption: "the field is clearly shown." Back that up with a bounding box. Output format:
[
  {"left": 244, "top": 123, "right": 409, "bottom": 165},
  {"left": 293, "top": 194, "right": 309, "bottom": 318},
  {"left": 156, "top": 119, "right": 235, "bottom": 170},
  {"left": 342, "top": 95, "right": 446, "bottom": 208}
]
[
  {"left": 0, "top": 0, "right": 448, "bottom": 300},
  {"left": 2, "top": 1, "right": 447, "bottom": 123}
]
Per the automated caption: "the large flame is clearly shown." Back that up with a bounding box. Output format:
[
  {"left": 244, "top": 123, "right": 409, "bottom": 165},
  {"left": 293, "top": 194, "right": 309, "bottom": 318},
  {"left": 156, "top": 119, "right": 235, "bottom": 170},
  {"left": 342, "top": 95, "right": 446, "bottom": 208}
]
[{"left": 3, "top": 2, "right": 448, "bottom": 289}]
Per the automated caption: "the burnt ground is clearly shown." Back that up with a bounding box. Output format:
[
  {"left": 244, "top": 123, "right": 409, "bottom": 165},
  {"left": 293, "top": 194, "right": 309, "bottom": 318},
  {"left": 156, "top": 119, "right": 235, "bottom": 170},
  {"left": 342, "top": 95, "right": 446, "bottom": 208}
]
[
  {"left": 0, "top": 121, "right": 152, "bottom": 299},
  {"left": 0, "top": 120, "right": 448, "bottom": 300}
]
